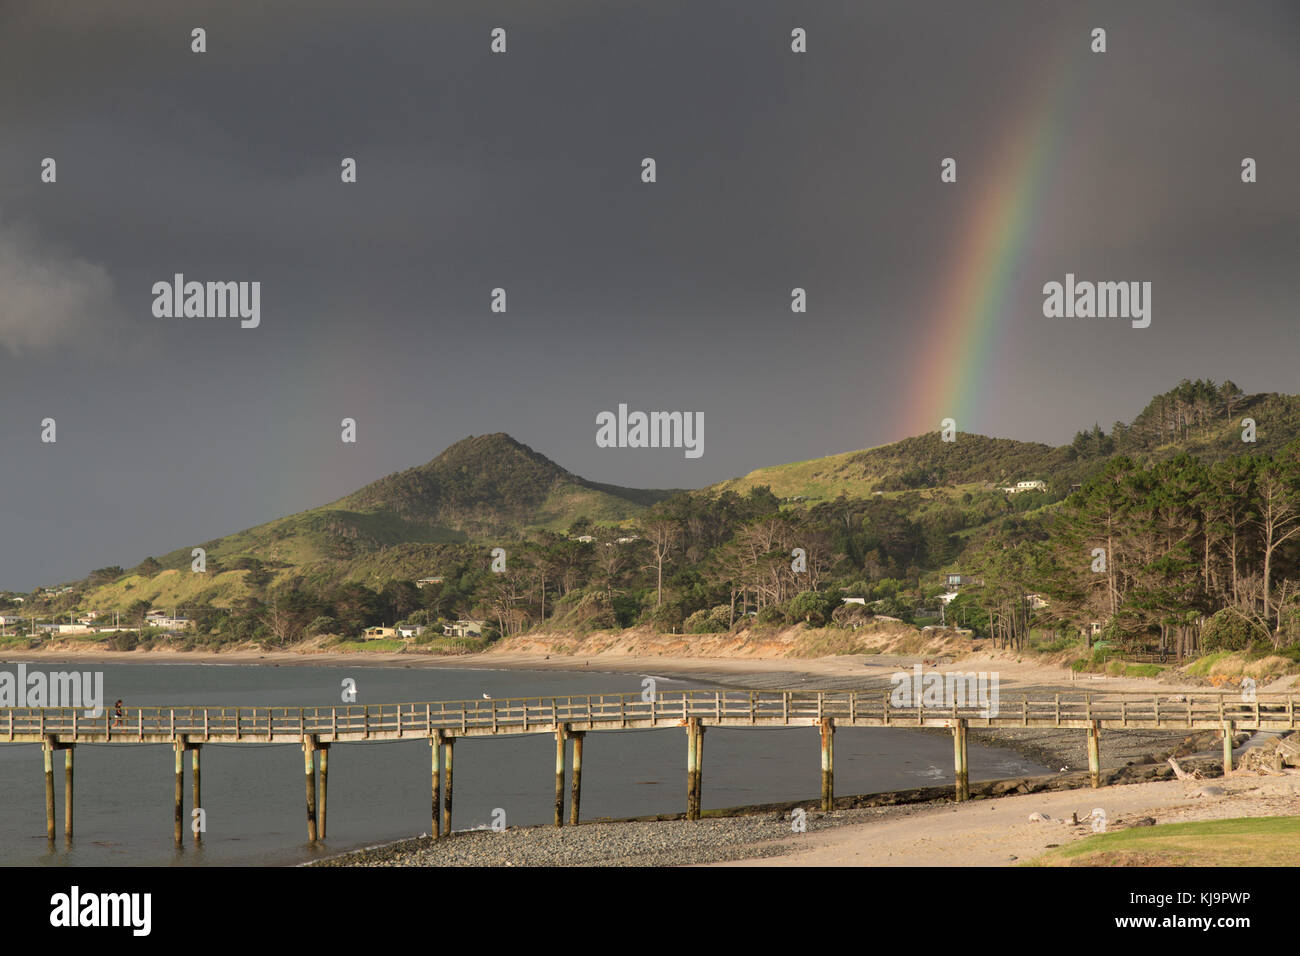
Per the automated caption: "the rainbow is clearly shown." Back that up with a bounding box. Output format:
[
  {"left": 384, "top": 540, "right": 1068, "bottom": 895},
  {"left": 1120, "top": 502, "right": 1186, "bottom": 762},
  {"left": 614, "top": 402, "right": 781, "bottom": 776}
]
[{"left": 907, "top": 46, "right": 1083, "bottom": 438}]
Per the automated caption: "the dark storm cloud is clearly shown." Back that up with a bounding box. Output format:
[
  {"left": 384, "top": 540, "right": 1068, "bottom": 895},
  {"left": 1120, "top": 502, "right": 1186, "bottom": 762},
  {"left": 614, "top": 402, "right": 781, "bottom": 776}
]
[{"left": 0, "top": 0, "right": 1295, "bottom": 589}]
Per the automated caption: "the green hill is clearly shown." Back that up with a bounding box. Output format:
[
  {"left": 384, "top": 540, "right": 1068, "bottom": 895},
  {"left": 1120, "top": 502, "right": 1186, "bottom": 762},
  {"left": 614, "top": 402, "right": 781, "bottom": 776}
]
[
  {"left": 88, "top": 434, "right": 678, "bottom": 609},
  {"left": 710, "top": 383, "right": 1300, "bottom": 504},
  {"left": 35, "top": 379, "right": 1300, "bottom": 619}
]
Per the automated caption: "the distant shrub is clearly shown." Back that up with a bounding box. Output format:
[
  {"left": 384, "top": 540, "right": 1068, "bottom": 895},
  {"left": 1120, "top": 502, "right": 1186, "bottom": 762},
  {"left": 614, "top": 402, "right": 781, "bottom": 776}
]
[
  {"left": 787, "top": 590, "right": 838, "bottom": 626},
  {"left": 643, "top": 603, "right": 684, "bottom": 633},
  {"left": 1202, "top": 609, "right": 1263, "bottom": 652},
  {"left": 108, "top": 631, "right": 138, "bottom": 652},
  {"left": 756, "top": 605, "right": 787, "bottom": 626},
  {"left": 685, "top": 607, "right": 731, "bottom": 634},
  {"left": 307, "top": 616, "right": 336, "bottom": 636}
]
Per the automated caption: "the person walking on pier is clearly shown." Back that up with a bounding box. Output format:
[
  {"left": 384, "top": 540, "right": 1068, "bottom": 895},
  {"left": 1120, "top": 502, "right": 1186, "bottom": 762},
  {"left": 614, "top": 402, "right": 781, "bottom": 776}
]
[{"left": 112, "top": 699, "right": 124, "bottom": 729}]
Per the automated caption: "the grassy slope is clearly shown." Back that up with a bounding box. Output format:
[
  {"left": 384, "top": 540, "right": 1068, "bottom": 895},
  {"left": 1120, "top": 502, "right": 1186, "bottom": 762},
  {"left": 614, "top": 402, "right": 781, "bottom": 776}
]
[
  {"left": 1028, "top": 816, "right": 1300, "bottom": 866},
  {"left": 709, "top": 435, "right": 1064, "bottom": 503}
]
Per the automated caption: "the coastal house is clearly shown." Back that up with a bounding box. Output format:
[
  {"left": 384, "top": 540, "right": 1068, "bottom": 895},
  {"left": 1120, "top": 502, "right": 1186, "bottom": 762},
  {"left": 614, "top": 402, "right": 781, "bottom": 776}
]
[
  {"left": 151, "top": 617, "right": 193, "bottom": 630},
  {"left": 1001, "top": 480, "right": 1048, "bottom": 494},
  {"left": 415, "top": 577, "right": 444, "bottom": 588},
  {"left": 946, "top": 574, "right": 970, "bottom": 587},
  {"left": 1026, "top": 593, "right": 1050, "bottom": 610},
  {"left": 574, "top": 535, "right": 595, "bottom": 543},
  {"left": 0, "top": 614, "right": 25, "bottom": 625},
  {"left": 396, "top": 624, "right": 426, "bottom": 639},
  {"left": 443, "top": 619, "right": 485, "bottom": 638},
  {"left": 362, "top": 626, "right": 397, "bottom": 640},
  {"left": 841, "top": 597, "right": 867, "bottom": 605},
  {"left": 144, "top": 609, "right": 192, "bottom": 630}
]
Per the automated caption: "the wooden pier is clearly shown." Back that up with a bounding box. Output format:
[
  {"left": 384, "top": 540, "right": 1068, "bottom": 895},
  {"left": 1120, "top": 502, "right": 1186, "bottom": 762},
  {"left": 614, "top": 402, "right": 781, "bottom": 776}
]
[{"left": 5, "top": 689, "right": 1294, "bottom": 845}]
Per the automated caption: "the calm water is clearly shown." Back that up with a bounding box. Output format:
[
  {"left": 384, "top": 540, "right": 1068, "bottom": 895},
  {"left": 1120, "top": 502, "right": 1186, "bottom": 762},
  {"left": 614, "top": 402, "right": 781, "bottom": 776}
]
[{"left": 0, "top": 662, "right": 1048, "bottom": 866}]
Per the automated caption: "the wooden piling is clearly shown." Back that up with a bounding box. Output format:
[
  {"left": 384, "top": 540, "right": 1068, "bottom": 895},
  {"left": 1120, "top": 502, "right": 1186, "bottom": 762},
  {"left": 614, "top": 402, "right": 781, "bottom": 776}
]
[
  {"left": 430, "top": 733, "right": 442, "bottom": 839},
  {"left": 952, "top": 718, "right": 969, "bottom": 802},
  {"left": 174, "top": 740, "right": 184, "bottom": 846},
  {"left": 820, "top": 718, "right": 835, "bottom": 811},
  {"left": 554, "top": 723, "right": 567, "bottom": 827},
  {"left": 64, "top": 746, "right": 74, "bottom": 839},
  {"left": 1222, "top": 721, "right": 1234, "bottom": 774},
  {"left": 696, "top": 722, "right": 705, "bottom": 817},
  {"left": 685, "top": 719, "right": 697, "bottom": 820},
  {"left": 318, "top": 745, "right": 328, "bottom": 840},
  {"left": 303, "top": 735, "right": 318, "bottom": 843},
  {"left": 1087, "top": 721, "right": 1101, "bottom": 789},
  {"left": 569, "top": 732, "right": 584, "bottom": 826},
  {"left": 441, "top": 737, "right": 454, "bottom": 837},
  {"left": 43, "top": 739, "right": 55, "bottom": 841},
  {"left": 191, "top": 746, "right": 201, "bottom": 844},
  {"left": 685, "top": 717, "right": 705, "bottom": 820}
]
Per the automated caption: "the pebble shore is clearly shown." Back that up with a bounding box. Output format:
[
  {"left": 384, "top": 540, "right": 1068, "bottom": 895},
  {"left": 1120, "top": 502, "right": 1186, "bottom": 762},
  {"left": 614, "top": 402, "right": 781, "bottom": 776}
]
[{"left": 308, "top": 804, "right": 934, "bottom": 868}]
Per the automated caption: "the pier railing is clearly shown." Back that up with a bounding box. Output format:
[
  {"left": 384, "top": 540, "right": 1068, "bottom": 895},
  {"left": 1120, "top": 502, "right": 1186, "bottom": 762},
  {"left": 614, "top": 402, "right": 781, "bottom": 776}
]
[
  {"left": 13, "top": 688, "right": 1292, "bottom": 847},
  {"left": 3, "top": 689, "right": 1296, "bottom": 743}
]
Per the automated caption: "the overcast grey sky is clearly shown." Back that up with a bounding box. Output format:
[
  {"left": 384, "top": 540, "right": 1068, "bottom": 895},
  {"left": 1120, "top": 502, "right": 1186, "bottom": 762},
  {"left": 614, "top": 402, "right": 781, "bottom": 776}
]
[{"left": 1, "top": 0, "right": 1296, "bottom": 591}]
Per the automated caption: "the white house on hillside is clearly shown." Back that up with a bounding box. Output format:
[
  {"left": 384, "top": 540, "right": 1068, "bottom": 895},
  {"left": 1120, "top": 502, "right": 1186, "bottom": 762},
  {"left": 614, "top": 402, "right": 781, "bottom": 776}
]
[{"left": 1001, "top": 480, "right": 1048, "bottom": 493}]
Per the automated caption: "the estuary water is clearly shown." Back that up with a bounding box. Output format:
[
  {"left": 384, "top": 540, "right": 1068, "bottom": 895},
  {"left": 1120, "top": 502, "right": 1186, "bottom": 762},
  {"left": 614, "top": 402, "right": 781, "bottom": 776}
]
[{"left": 0, "top": 662, "right": 1048, "bottom": 866}]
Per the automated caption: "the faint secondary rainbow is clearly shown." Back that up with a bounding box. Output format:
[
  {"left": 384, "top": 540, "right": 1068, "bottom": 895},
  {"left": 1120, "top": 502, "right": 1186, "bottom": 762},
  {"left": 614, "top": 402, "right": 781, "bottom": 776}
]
[{"left": 907, "top": 49, "right": 1082, "bottom": 438}]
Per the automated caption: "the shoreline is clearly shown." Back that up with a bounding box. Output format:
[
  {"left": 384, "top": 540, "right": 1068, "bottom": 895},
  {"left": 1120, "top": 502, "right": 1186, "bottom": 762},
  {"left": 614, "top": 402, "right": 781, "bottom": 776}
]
[
  {"left": 312, "top": 751, "right": 1296, "bottom": 868},
  {"left": 8, "top": 641, "right": 1289, "bottom": 693}
]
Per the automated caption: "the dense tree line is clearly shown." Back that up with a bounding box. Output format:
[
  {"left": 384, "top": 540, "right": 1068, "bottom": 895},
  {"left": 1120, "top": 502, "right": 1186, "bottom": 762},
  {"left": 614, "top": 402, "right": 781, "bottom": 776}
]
[{"left": 965, "top": 443, "right": 1300, "bottom": 656}]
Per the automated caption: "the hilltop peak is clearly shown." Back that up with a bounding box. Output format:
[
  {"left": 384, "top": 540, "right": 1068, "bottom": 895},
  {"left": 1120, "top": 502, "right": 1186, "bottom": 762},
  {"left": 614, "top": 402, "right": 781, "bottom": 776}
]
[{"left": 429, "top": 433, "right": 569, "bottom": 476}]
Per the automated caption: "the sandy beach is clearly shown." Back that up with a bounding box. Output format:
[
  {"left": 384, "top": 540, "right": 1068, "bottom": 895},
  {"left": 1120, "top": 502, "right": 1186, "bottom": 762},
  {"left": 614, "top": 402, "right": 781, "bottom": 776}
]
[
  {"left": 711, "top": 770, "right": 1300, "bottom": 867},
  {"left": 9, "top": 641, "right": 1297, "bottom": 702}
]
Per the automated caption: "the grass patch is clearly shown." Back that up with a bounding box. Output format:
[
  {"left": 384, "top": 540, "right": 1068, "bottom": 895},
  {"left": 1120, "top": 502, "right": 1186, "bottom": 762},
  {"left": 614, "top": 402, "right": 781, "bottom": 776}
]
[
  {"left": 1027, "top": 816, "right": 1300, "bottom": 867},
  {"left": 1118, "top": 662, "right": 1165, "bottom": 678},
  {"left": 331, "top": 639, "right": 407, "bottom": 653},
  {"left": 1183, "top": 649, "right": 1300, "bottom": 682},
  {"left": 1032, "top": 634, "right": 1087, "bottom": 654},
  {"left": 1071, "top": 652, "right": 1167, "bottom": 678},
  {"left": 1185, "top": 651, "right": 1233, "bottom": 677},
  {"left": 413, "top": 636, "right": 489, "bottom": 655}
]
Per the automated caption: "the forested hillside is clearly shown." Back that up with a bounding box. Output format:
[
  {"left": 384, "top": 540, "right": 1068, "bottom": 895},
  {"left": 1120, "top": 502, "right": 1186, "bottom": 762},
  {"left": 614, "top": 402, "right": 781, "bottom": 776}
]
[{"left": 14, "top": 379, "right": 1299, "bottom": 657}]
